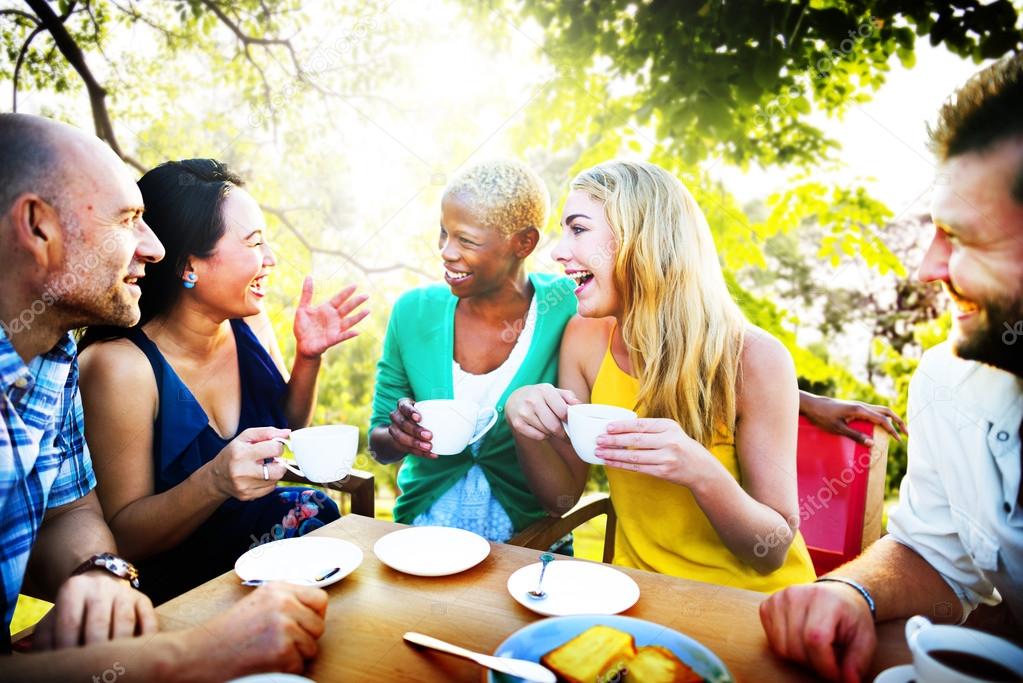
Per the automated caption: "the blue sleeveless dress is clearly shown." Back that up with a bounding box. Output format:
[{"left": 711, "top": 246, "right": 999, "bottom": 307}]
[{"left": 127, "top": 319, "right": 339, "bottom": 604}]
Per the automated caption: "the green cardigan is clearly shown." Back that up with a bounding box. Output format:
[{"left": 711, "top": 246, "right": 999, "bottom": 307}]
[{"left": 370, "top": 272, "right": 577, "bottom": 531}]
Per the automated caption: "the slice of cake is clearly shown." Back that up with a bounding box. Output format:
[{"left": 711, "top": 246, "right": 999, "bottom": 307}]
[
  {"left": 624, "top": 645, "right": 705, "bottom": 683},
  {"left": 541, "top": 625, "right": 638, "bottom": 683}
]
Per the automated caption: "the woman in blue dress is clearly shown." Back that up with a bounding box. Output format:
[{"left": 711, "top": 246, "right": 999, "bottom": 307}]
[{"left": 79, "top": 159, "right": 368, "bottom": 604}]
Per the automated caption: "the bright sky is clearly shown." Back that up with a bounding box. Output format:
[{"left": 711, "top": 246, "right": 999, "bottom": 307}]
[
  {"left": 2, "top": 3, "right": 991, "bottom": 315},
  {"left": 716, "top": 43, "right": 988, "bottom": 219},
  {"left": 2, "top": 1, "right": 996, "bottom": 387}
]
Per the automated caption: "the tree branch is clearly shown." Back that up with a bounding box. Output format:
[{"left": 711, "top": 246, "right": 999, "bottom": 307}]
[
  {"left": 12, "top": 23, "right": 46, "bottom": 112},
  {"left": 83, "top": 0, "right": 119, "bottom": 76},
  {"left": 22, "top": 0, "right": 145, "bottom": 172},
  {"left": 200, "top": 0, "right": 306, "bottom": 79},
  {"left": 1, "top": 9, "right": 39, "bottom": 24},
  {"left": 108, "top": 0, "right": 185, "bottom": 42},
  {"left": 262, "top": 205, "right": 434, "bottom": 279}
]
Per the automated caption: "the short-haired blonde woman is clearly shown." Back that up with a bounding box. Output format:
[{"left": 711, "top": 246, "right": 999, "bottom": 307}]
[
  {"left": 506, "top": 160, "right": 818, "bottom": 590},
  {"left": 369, "top": 159, "right": 578, "bottom": 545}
]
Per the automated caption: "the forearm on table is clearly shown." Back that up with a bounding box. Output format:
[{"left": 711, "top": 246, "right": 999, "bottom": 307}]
[
  {"left": 26, "top": 493, "right": 117, "bottom": 598},
  {"left": 826, "top": 537, "right": 962, "bottom": 623},
  {"left": 106, "top": 467, "right": 228, "bottom": 561},
  {"left": 513, "top": 433, "right": 587, "bottom": 515},
  {"left": 689, "top": 462, "right": 798, "bottom": 574},
  {"left": 284, "top": 354, "right": 321, "bottom": 429},
  {"left": 4, "top": 630, "right": 199, "bottom": 683}
]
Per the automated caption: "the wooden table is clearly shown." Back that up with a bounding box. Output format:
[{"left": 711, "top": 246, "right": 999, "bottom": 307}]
[{"left": 157, "top": 516, "right": 911, "bottom": 682}]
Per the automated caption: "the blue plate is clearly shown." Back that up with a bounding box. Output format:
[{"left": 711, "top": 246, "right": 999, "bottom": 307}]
[{"left": 488, "top": 615, "right": 735, "bottom": 683}]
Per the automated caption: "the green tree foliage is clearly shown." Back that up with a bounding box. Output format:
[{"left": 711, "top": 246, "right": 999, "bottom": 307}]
[
  {"left": 494, "top": 0, "right": 1022, "bottom": 167},
  {"left": 478, "top": 0, "right": 1023, "bottom": 494},
  {"left": 1, "top": 0, "right": 419, "bottom": 498},
  {"left": 6, "top": 1, "right": 1021, "bottom": 505}
]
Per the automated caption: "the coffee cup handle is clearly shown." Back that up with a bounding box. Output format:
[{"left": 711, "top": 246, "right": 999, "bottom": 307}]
[
  {"left": 468, "top": 407, "right": 499, "bottom": 445},
  {"left": 905, "top": 615, "right": 931, "bottom": 644},
  {"left": 270, "top": 437, "right": 304, "bottom": 478},
  {"left": 279, "top": 460, "right": 305, "bottom": 478}
]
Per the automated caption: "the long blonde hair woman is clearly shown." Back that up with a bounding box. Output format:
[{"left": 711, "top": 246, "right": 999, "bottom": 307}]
[
  {"left": 506, "top": 160, "right": 816, "bottom": 590},
  {"left": 583, "top": 162, "right": 745, "bottom": 449}
]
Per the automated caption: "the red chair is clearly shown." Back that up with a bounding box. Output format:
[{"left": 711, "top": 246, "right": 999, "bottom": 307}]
[
  {"left": 796, "top": 416, "right": 890, "bottom": 576},
  {"left": 509, "top": 417, "right": 890, "bottom": 577}
]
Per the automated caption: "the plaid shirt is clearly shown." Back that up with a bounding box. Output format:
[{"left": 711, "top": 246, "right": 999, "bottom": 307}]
[{"left": 0, "top": 328, "right": 95, "bottom": 637}]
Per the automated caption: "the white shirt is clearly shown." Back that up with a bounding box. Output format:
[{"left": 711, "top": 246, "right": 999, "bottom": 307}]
[
  {"left": 412, "top": 296, "right": 537, "bottom": 542},
  {"left": 452, "top": 294, "right": 537, "bottom": 413},
  {"left": 887, "top": 342, "right": 1023, "bottom": 623}
]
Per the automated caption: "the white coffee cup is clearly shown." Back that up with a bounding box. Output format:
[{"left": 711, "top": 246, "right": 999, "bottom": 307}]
[
  {"left": 564, "top": 403, "right": 638, "bottom": 464},
  {"left": 414, "top": 399, "right": 498, "bottom": 456},
  {"left": 272, "top": 425, "right": 359, "bottom": 483},
  {"left": 889, "top": 615, "right": 1023, "bottom": 682}
]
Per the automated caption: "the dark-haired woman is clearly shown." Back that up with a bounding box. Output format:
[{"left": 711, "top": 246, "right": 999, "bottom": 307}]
[{"left": 79, "top": 159, "right": 368, "bottom": 603}]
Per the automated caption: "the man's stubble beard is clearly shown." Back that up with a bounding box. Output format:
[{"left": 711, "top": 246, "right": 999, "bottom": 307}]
[
  {"left": 953, "top": 293, "right": 1023, "bottom": 378},
  {"left": 46, "top": 214, "right": 141, "bottom": 330}
]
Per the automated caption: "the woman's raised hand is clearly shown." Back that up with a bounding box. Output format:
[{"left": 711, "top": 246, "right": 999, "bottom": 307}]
[
  {"left": 294, "top": 276, "right": 370, "bottom": 359},
  {"left": 387, "top": 398, "right": 436, "bottom": 459},
  {"left": 210, "top": 427, "right": 291, "bottom": 500},
  {"left": 505, "top": 383, "right": 580, "bottom": 440}
]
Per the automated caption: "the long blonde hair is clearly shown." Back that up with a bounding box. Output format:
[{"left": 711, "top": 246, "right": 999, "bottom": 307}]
[{"left": 571, "top": 160, "right": 746, "bottom": 447}]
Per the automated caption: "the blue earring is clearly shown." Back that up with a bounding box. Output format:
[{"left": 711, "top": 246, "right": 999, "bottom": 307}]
[{"left": 183, "top": 273, "right": 198, "bottom": 289}]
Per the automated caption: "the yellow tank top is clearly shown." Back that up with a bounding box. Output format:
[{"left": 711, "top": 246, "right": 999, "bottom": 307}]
[{"left": 592, "top": 336, "right": 816, "bottom": 592}]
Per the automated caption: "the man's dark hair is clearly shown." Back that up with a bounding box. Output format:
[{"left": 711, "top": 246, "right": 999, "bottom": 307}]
[
  {"left": 928, "top": 52, "right": 1023, "bottom": 202},
  {"left": 0, "top": 113, "right": 63, "bottom": 219}
]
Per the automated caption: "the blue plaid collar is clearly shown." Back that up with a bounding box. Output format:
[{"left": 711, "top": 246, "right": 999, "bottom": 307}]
[{"left": 0, "top": 327, "right": 76, "bottom": 390}]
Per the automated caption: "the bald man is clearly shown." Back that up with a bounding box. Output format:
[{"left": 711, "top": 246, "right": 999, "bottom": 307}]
[{"left": 1, "top": 114, "right": 327, "bottom": 681}]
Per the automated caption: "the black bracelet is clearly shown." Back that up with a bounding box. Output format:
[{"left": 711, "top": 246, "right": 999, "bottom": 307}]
[{"left": 815, "top": 576, "right": 876, "bottom": 620}]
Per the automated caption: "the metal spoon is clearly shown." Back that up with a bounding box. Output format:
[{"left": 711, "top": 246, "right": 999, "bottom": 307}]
[
  {"left": 241, "top": 566, "right": 340, "bottom": 586},
  {"left": 404, "top": 631, "right": 556, "bottom": 683},
  {"left": 527, "top": 553, "right": 554, "bottom": 600}
]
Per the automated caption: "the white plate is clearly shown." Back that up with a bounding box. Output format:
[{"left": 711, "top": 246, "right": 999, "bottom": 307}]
[
  {"left": 234, "top": 536, "right": 363, "bottom": 588},
  {"left": 873, "top": 665, "right": 916, "bottom": 683},
  {"left": 373, "top": 526, "right": 491, "bottom": 576},
  {"left": 507, "top": 559, "right": 640, "bottom": 616}
]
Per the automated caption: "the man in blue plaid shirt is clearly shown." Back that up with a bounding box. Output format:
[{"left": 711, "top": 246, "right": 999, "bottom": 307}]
[{"left": 3, "top": 114, "right": 331, "bottom": 680}]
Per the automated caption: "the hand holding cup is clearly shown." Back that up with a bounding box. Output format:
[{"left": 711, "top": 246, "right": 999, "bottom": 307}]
[
  {"left": 387, "top": 397, "right": 436, "bottom": 459},
  {"left": 272, "top": 425, "right": 359, "bottom": 483}
]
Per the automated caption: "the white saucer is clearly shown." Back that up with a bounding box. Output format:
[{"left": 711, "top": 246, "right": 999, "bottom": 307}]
[
  {"left": 873, "top": 664, "right": 916, "bottom": 683},
  {"left": 373, "top": 526, "right": 491, "bottom": 576},
  {"left": 234, "top": 536, "right": 363, "bottom": 588},
  {"left": 507, "top": 559, "right": 640, "bottom": 616}
]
